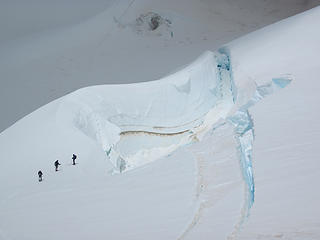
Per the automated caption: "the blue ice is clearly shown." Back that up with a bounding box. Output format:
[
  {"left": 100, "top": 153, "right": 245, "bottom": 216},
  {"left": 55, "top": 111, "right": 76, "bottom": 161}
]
[
  {"left": 227, "top": 74, "right": 292, "bottom": 215},
  {"left": 272, "top": 77, "right": 292, "bottom": 88}
]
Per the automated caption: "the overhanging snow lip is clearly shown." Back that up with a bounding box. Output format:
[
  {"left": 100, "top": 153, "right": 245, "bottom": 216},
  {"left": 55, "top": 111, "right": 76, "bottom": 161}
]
[
  {"left": 59, "top": 49, "right": 236, "bottom": 173},
  {"left": 67, "top": 51, "right": 217, "bottom": 94}
]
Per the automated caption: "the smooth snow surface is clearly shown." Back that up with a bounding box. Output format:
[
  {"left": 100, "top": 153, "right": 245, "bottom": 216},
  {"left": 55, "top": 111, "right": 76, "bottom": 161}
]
[{"left": 1, "top": 4, "right": 320, "bottom": 240}]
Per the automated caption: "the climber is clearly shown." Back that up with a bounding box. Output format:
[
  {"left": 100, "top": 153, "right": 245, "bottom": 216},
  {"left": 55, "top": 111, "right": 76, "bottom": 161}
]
[
  {"left": 54, "top": 160, "right": 61, "bottom": 171},
  {"left": 72, "top": 154, "right": 77, "bottom": 165},
  {"left": 38, "top": 170, "right": 43, "bottom": 182}
]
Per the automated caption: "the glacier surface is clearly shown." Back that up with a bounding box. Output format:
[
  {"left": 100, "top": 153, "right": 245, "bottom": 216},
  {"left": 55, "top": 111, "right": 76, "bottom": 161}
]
[{"left": 56, "top": 49, "right": 291, "bottom": 222}]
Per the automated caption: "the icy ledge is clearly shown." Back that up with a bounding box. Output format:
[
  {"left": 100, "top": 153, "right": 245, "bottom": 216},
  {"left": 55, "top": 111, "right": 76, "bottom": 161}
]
[{"left": 57, "top": 50, "right": 236, "bottom": 173}]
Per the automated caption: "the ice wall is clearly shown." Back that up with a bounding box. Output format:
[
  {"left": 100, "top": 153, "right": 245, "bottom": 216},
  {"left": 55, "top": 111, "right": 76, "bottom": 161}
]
[{"left": 58, "top": 51, "right": 236, "bottom": 172}]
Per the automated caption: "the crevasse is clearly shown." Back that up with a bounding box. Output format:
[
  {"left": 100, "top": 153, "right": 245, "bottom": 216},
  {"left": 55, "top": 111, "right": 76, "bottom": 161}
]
[
  {"left": 228, "top": 75, "right": 292, "bottom": 214},
  {"left": 228, "top": 110, "right": 255, "bottom": 211}
]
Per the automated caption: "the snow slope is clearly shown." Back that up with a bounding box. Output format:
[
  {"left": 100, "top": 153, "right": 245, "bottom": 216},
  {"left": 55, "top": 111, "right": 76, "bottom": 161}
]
[
  {"left": 1, "top": 4, "right": 320, "bottom": 240},
  {"left": 1, "top": 0, "right": 319, "bottom": 132}
]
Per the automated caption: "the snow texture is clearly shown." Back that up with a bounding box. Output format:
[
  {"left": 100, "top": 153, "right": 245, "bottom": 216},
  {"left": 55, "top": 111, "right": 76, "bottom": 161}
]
[{"left": 0, "top": 3, "right": 320, "bottom": 240}]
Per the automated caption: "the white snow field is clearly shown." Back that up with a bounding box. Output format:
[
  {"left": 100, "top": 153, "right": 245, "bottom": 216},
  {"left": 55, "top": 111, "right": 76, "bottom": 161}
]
[
  {"left": 1, "top": 0, "right": 320, "bottom": 132},
  {"left": 1, "top": 4, "right": 320, "bottom": 240}
]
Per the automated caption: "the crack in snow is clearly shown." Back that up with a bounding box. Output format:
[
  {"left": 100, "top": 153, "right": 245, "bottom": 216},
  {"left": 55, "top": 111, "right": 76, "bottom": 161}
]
[{"left": 175, "top": 74, "right": 292, "bottom": 239}]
